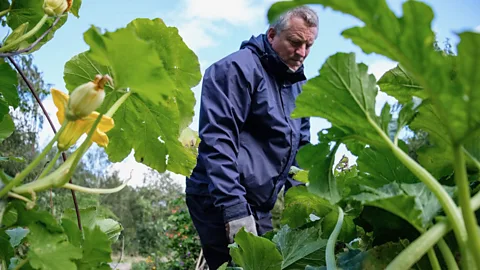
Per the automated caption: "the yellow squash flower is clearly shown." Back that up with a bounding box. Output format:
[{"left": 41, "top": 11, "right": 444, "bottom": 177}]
[{"left": 52, "top": 88, "right": 114, "bottom": 151}]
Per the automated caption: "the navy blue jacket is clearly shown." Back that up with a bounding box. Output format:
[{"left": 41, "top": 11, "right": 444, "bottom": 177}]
[{"left": 186, "top": 34, "right": 310, "bottom": 223}]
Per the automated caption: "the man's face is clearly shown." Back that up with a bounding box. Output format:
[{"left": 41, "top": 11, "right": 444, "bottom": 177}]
[{"left": 267, "top": 16, "right": 318, "bottom": 71}]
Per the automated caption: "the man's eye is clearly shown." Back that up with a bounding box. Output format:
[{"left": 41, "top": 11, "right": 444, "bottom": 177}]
[{"left": 289, "top": 40, "right": 302, "bottom": 46}]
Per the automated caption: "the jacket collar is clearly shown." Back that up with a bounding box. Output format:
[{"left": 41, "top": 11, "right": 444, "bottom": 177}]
[{"left": 242, "top": 34, "right": 307, "bottom": 84}]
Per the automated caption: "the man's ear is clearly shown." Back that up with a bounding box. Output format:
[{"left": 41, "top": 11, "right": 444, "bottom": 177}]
[{"left": 267, "top": 27, "right": 276, "bottom": 43}]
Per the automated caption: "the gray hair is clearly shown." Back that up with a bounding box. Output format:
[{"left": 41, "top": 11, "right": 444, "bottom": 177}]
[{"left": 270, "top": 6, "right": 318, "bottom": 35}]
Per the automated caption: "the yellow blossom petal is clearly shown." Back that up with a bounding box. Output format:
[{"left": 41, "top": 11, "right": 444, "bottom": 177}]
[
  {"left": 51, "top": 88, "right": 68, "bottom": 124},
  {"left": 84, "top": 112, "right": 115, "bottom": 147}
]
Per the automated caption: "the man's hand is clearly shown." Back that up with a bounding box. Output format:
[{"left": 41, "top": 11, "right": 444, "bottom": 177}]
[{"left": 225, "top": 215, "right": 257, "bottom": 243}]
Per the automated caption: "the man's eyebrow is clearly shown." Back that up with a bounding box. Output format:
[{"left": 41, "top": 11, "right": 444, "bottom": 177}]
[
  {"left": 288, "top": 34, "right": 314, "bottom": 44},
  {"left": 287, "top": 34, "right": 306, "bottom": 41}
]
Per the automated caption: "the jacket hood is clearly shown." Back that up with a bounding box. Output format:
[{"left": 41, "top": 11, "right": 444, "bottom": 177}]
[{"left": 240, "top": 34, "right": 306, "bottom": 84}]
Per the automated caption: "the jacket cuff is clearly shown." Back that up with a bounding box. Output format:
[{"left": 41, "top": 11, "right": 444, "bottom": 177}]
[{"left": 222, "top": 201, "right": 252, "bottom": 223}]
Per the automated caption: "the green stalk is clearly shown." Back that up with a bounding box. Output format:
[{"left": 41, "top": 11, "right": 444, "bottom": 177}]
[
  {"left": 387, "top": 190, "right": 480, "bottom": 269},
  {"left": 326, "top": 206, "right": 344, "bottom": 270},
  {"left": 427, "top": 249, "right": 441, "bottom": 270},
  {"left": 0, "top": 124, "right": 66, "bottom": 198},
  {"left": 452, "top": 145, "right": 480, "bottom": 268},
  {"left": 8, "top": 192, "right": 34, "bottom": 205},
  {"left": 63, "top": 181, "right": 129, "bottom": 194},
  {"left": 387, "top": 222, "right": 450, "bottom": 270},
  {"left": 0, "top": 8, "right": 10, "bottom": 17},
  {"left": 38, "top": 151, "right": 62, "bottom": 179},
  {"left": 437, "top": 239, "right": 459, "bottom": 270},
  {"left": 105, "top": 91, "right": 131, "bottom": 117},
  {"left": 12, "top": 150, "right": 78, "bottom": 194},
  {"left": 369, "top": 118, "right": 467, "bottom": 249},
  {"left": 0, "top": 14, "right": 48, "bottom": 53}
]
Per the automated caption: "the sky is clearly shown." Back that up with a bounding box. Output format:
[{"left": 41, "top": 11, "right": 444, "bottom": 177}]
[{"left": 5, "top": 0, "right": 480, "bottom": 188}]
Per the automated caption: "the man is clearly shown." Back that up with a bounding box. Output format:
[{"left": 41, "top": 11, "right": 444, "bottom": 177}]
[{"left": 185, "top": 6, "right": 318, "bottom": 269}]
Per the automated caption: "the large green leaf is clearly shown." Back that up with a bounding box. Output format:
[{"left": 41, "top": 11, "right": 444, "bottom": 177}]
[
  {"left": 272, "top": 224, "right": 327, "bottom": 269},
  {"left": 356, "top": 143, "right": 418, "bottom": 187},
  {"left": 64, "top": 18, "right": 201, "bottom": 176},
  {"left": 378, "top": 62, "right": 456, "bottom": 178},
  {"left": 336, "top": 241, "right": 410, "bottom": 270},
  {"left": 0, "top": 114, "right": 15, "bottom": 143},
  {"left": 455, "top": 32, "right": 480, "bottom": 142},
  {"left": 62, "top": 207, "right": 122, "bottom": 242},
  {"left": 127, "top": 18, "right": 199, "bottom": 129},
  {"left": 381, "top": 62, "right": 480, "bottom": 177},
  {"left": 11, "top": 201, "right": 63, "bottom": 233},
  {"left": 230, "top": 228, "right": 283, "bottom": 270},
  {"left": 0, "top": 229, "right": 14, "bottom": 262},
  {"left": 410, "top": 101, "right": 480, "bottom": 178},
  {"left": 75, "top": 226, "right": 112, "bottom": 270},
  {"left": 0, "top": 59, "right": 19, "bottom": 109},
  {"left": 297, "top": 141, "right": 340, "bottom": 204},
  {"left": 6, "top": 0, "right": 68, "bottom": 53},
  {"left": 378, "top": 65, "right": 427, "bottom": 103},
  {"left": 291, "top": 52, "right": 386, "bottom": 150},
  {"left": 351, "top": 182, "right": 456, "bottom": 230},
  {"left": 62, "top": 207, "right": 97, "bottom": 229},
  {"left": 281, "top": 186, "right": 334, "bottom": 228},
  {"left": 61, "top": 218, "right": 82, "bottom": 247},
  {"left": 27, "top": 223, "right": 82, "bottom": 270},
  {"left": 82, "top": 26, "right": 170, "bottom": 104},
  {"left": 63, "top": 53, "right": 112, "bottom": 93}
]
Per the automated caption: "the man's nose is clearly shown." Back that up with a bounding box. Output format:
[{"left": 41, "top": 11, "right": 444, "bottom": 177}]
[{"left": 295, "top": 44, "right": 306, "bottom": 58}]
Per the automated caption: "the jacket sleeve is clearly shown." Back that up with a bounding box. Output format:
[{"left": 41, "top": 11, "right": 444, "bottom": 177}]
[
  {"left": 197, "top": 60, "right": 252, "bottom": 223},
  {"left": 286, "top": 116, "right": 311, "bottom": 191},
  {"left": 299, "top": 117, "right": 311, "bottom": 148}
]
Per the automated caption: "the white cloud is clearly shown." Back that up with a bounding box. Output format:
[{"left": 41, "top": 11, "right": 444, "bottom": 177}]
[
  {"left": 160, "top": 0, "right": 275, "bottom": 50},
  {"left": 182, "top": 0, "right": 268, "bottom": 26},
  {"left": 175, "top": 20, "right": 217, "bottom": 51},
  {"left": 474, "top": 25, "right": 480, "bottom": 33}
]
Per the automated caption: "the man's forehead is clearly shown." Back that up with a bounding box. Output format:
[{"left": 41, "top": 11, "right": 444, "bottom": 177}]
[
  {"left": 283, "top": 17, "right": 317, "bottom": 38},
  {"left": 284, "top": 26, "right": 317, "bottom": 41}
]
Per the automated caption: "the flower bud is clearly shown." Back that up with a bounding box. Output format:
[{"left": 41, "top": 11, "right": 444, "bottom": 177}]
[
  {"left": 43, "top": 0, "right": 72, "bottom": 16},
  {"left": 66, "top": 74, "right": 112, "bottom": 121},
  {"left": 179, "top": 127, "right": 200, "bottom": 148}
]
